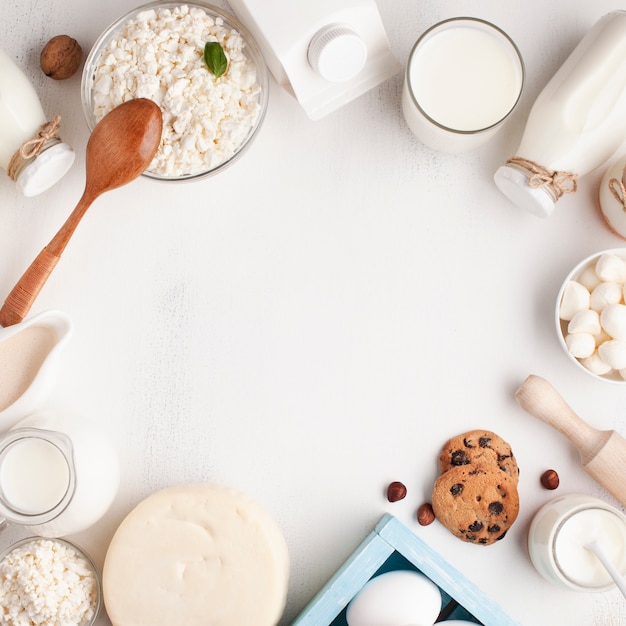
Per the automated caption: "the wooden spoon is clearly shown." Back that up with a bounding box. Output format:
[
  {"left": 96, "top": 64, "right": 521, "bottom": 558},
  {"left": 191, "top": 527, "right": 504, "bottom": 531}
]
[{"left": 0, "top": 98, "right": 163, "bottom": 327}]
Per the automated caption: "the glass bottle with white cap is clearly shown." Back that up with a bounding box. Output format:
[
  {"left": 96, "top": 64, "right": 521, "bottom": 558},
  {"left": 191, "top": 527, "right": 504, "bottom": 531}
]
[
  {"left": 494, "top": 11, "right": 626, "bottom": 218},
  {"left": 0, "top": 48, "right": 75, "bottom": 196}
]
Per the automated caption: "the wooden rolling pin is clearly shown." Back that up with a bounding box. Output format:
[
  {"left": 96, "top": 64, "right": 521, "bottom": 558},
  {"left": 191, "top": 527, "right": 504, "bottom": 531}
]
[{"left": 515, "top": 374, "right": 626, "bottom": 507}]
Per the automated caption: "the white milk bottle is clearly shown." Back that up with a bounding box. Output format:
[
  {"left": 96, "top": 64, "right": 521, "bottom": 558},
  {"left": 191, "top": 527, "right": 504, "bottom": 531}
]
[
  {"left": 0, "top": 411, "right": 119, "bottom": 537},
  {"left": 0, "top": 48, "right": 74, "bottom": 196},
  {"left": 494, "top": 11, "right": 626, "bottom": 217}
]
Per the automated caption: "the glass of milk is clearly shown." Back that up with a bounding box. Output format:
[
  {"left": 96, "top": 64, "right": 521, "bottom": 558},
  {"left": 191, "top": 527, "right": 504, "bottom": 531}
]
[
  {"left": 402, "top": 17, "right": 524, "bottom": 153},
  {"left": 528, "top": 494, "right": 626, "bottom": 592}
]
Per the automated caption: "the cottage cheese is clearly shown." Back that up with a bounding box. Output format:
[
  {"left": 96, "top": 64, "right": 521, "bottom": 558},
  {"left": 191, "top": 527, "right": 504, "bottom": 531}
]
[
  {"left": 90, "top": 4, "right": 263, "bottom": 177},
  {"left": 0, "top": 539, "right": 98, "bottom": 626}
]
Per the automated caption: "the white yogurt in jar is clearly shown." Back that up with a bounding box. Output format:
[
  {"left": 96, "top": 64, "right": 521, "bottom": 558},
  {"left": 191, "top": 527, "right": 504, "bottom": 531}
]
[
  {"left": 528, "top": 494, "right": 626, "bottom": 592},
  {"left": 555, "top": 508, "right": 626, "bottom": 588}
]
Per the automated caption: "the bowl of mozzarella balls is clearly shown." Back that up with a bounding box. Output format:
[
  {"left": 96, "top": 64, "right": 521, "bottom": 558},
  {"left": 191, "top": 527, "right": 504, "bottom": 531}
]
[
  {"left": 81, "top": 1, "right": 269, "bottom": 181},
  {"left": 557, "top": 248, "right": 626, "bottom": 382}
]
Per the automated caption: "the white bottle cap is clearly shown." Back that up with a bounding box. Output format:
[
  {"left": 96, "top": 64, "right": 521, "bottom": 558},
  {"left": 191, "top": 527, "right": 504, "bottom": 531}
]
[
  {"left": 494, "top": 164, "right": 556, "bottom": 218},
  {"left": 308, "top": 24, "right": 368, "bottom": 83},
  {"left": 16, "top": 142, "right": 75, "bottom": 197}
]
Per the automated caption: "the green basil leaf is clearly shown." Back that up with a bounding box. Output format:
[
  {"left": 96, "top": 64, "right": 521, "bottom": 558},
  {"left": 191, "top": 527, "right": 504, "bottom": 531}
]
[{"left": 204, "top": 41, "right": 228, "bottom": 80}]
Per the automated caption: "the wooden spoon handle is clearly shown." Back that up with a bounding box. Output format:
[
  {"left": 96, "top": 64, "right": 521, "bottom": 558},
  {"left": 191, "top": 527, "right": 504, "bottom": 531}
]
[
  {"left": 0, "top": 247, "right": 61, "bottom": 327},
  {"left": 515, "top": 375, "right": 601, "bottom": 456}
]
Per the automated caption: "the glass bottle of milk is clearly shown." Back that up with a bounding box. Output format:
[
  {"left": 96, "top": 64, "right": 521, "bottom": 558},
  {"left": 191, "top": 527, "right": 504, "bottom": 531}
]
[
  {"left": 494, "top": 11, "right": 626, "bottom": 218},
  {"left": 0, "top": 411, "right": 119, "bottom": 537},
  {"left": 0, "top": 48, "right": 74, "bottom": 196}
]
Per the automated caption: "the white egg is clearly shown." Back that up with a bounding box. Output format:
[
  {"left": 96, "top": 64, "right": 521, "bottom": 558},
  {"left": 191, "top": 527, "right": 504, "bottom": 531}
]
[{"left": 346, "top": 570, "right": 441, "bottom": 626}]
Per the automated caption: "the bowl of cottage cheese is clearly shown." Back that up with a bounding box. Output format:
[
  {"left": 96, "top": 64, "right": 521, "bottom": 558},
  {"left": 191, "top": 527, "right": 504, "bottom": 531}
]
[
  {"left": 0, "top": 537, "right": 101, "bottom": 625},
  {"left": 81, "top": 1, "right": 269, "bottom": 181}
]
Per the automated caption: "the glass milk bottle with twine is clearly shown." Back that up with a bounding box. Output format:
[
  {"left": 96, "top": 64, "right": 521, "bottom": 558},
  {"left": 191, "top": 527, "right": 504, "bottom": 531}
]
[
  {"left": 0, "top": 48, "right": 74, "bottom": 196},
  {"left": 494, "top": 11, "right": 626, "bottom": 218}
]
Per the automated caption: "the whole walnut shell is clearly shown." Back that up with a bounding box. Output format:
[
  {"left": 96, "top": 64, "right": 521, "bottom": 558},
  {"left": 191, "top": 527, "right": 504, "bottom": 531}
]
[{"left": 40, "top": 35, "right": 82, "bottom": 80}]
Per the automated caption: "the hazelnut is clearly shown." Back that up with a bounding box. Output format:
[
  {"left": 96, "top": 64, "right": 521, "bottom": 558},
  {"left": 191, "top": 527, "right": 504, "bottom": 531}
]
[
  {"left": 417, "top": 502, "right": 435, "bottom": 526},
  {"left": 386, "top": 481, "right": 407, "bottom": 502},
  {"left": 40, "top": 35, "right": 83, "bottom": 80},
  {"left": 540, "top": 469, "right": 560, "bottom": 490}
]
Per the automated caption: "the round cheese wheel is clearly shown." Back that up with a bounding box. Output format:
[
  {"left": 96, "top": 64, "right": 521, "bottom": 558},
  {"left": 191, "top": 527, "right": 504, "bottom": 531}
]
[{"left": 103, "top": 484, "right": 289, "bottom": 626}]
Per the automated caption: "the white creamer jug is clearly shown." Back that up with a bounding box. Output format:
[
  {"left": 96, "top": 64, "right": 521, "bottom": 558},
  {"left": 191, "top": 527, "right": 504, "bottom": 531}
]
[
  {"left": 494, "top": 11, "right": 626, "bottom": 217},
  {"left": 0, "top": 310, "right": 72, "bottom": 429},
  {"left": 0, "top": 411, "right": 120, "bottom": 537},
  {"left": 0, "top": 48, "right": 74, "bottom": 196}
]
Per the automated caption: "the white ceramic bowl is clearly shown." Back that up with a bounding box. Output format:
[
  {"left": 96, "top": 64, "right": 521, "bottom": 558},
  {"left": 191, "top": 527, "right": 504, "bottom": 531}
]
[
  {"left": 556, "top": 248, "right": 626, "bottom": 383},
  {"left": 0, "top": 537, "right": 101, "bottom": 625},
  {"left": 81, "top": 1, "right": 269, "bottom": 182}
]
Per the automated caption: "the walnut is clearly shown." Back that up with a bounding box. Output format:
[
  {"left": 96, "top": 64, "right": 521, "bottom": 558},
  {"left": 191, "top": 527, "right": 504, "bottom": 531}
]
[{"left": 40, "top": 35, "right": 83, "bottom": 80}]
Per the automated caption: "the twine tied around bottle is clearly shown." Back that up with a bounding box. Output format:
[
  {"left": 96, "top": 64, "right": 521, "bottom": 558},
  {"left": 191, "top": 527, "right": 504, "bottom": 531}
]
[
  {"left": 608, "top": 165, "right": 626, "bottom": 213},
  {"left": 7, "top": 115, "right": 62, "bottom": 181},
  {"left": 506, "top": 156, "right": 578, "bottom": 200}
]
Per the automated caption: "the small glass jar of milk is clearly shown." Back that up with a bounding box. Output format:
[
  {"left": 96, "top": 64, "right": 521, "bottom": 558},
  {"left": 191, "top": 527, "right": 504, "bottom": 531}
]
[
  {"left": 528, "top": 494, "right": 626, "bottom": 592},
  {"left": 0, "top": 411, "right": 120, "bottom": 537},
  {"left": 402, "top": 17, "right": 524, "bottom": 153},
  {"left": 0, "top": 48, "right": 74, "bottom": 195}
]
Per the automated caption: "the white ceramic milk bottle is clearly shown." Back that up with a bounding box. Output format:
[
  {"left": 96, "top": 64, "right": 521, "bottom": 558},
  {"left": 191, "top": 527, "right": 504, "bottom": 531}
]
[
  {"left": 0, "top": 411, "right": 119, "bottom": 537},
  {"left": 0, "top": 48, "right": 74, "bottom": 196},
  {"left": 494, "top": 11, "right": 626, "bottom": 217}
]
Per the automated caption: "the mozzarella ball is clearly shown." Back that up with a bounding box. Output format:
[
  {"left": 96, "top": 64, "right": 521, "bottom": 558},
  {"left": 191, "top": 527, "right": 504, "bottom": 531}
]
[
  {"left": 590, "top": 282, "right": 623, "bottom": 312},
  {"left": 559, "top": 281, "right": 590, "bottom": 321},
  {"left": 568, "top": 309, "right": 601, "bottom": 335},
  {"left": 600, "top": 303, "right": 626, "bottom": 341},
  {"left": 581, "top": 351, "right": 613, "bottom": 376},
  {"left": 565, "top": 332, "right": 596, "bottom": 358},
  {"left": 598, "top": 340, "right": 626, "bottom": 369},
  {"left": 595, "top": 253, "right": 626, "bottom": 283}
]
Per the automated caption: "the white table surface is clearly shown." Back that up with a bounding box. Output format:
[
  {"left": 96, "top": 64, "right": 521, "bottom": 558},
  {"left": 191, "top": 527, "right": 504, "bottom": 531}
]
[{"left": 2, "top": 1, "right": 626, "bottom": 625}]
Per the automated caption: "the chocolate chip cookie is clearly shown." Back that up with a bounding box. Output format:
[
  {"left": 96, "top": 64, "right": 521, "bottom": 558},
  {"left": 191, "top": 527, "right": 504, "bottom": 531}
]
[
  {"left": 431, "top": 464, "right": 519, "bottom": 545},
  {"left": 438, "top": 429, "right": 518, "bottom": 482}
]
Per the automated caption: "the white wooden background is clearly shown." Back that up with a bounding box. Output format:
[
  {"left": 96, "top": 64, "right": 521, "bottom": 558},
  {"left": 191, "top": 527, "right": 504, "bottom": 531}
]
[{"left": 2, "top": 1, "right": 626, "bottom": 624}]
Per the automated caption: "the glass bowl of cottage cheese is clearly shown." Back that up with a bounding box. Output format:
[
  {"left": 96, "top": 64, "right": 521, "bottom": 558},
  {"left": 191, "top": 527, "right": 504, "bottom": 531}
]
[
  {"left": 0, "top": 537, "right": 101, "bottom": 625},
  {"left": 81, "top": 1, "right": 269, "bottom": 181}
]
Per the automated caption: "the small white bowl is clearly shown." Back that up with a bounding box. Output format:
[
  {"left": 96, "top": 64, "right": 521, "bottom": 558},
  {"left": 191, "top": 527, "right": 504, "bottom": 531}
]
[{"left": 556, "top": 248, "right": 626, "bottom": 383}]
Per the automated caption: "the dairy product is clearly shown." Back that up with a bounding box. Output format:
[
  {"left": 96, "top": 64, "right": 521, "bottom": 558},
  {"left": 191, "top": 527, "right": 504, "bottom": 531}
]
[
  {"left": 599, "top": 156, "right": 626, "bottom": 239},
  {"left": 0, "top": 311, "right": 73, "bottom": 430},
  {"left": 495, "top": 11, "right": 626, "bottom": 217},
  {"left": 0, "top": 412, "right": 119, "bottom": 537},
  {"left": 0, "top": 325, "right": 57, "bottom": 413},
  {"left": 89, "top": 4, "right": 263, "bottom": 177},
  {"left": 0, "top": 538, "right": 98, "bottom": 625},
  {"left": 0, "top": 48, "right": 74, "bottom": 195},
  {"left": 558, "top": 251, "right": 626, "bottom": 380},
  {"left": 402, "top": 17, "right": 523, "bottom": 153},
  {"left": 227, "top": 0, "right": 400, "bottom": 120},
  {"left": 556, "top": 509, "right": 626, "bottom": 588},
  {"left": 528, "top": 494, "right": 626, "bottom": 591},
  {"left": 103, "top": 484, "right": 289, "bottom": 626},
  {"left": 0, "top": 437, "right": 70, "bottom": 515}
]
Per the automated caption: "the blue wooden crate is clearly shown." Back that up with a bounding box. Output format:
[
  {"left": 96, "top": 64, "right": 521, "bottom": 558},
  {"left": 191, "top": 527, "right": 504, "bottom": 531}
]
[{"left": 292, "top": 514, "right": 519, "bottom": 626}]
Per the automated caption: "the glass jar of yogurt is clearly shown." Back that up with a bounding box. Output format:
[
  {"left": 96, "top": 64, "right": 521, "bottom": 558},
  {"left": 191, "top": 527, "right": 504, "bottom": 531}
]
[{"left": 528, "top": 493, "right": 626, "bottom": 592}]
